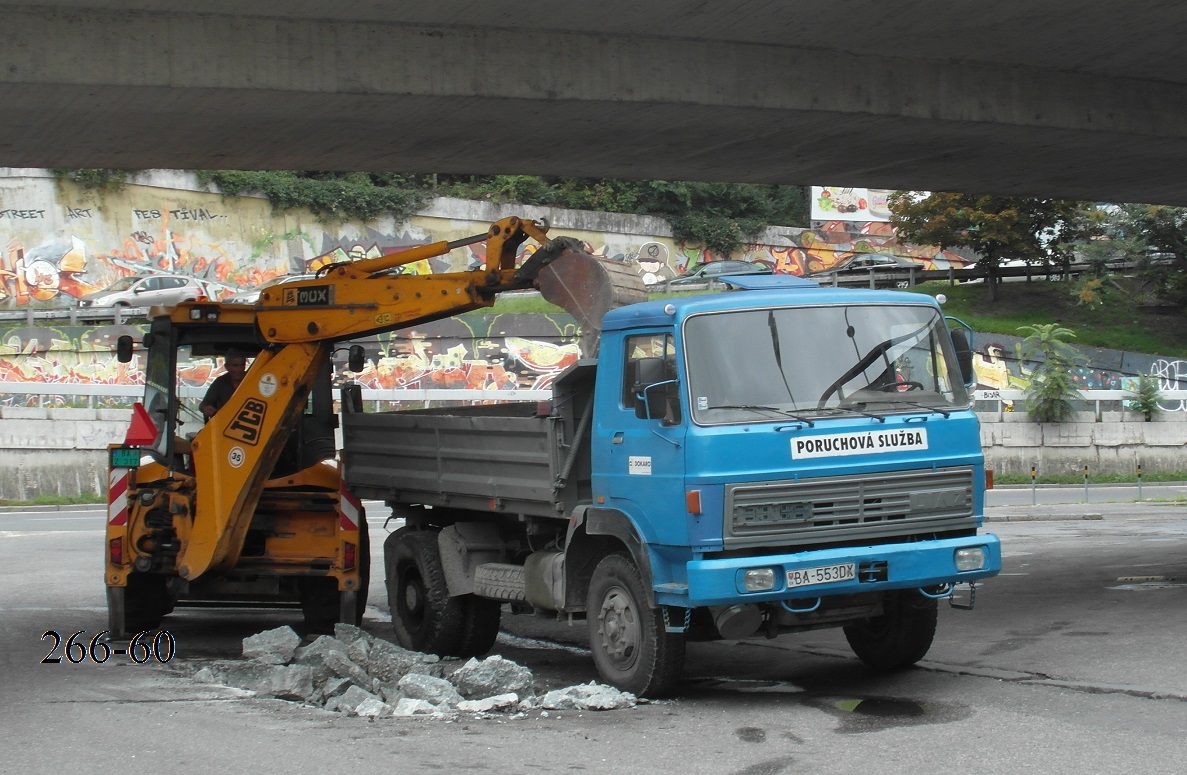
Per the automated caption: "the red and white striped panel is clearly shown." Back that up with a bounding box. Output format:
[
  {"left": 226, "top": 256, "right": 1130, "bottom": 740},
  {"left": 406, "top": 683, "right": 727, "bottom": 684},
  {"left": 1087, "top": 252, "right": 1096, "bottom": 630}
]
[
  {"left": 108, "top": 468, "right": 129, "bottom": 526},
  {"left": 338, "top": 484, "right": 361, "bottom": 531}
]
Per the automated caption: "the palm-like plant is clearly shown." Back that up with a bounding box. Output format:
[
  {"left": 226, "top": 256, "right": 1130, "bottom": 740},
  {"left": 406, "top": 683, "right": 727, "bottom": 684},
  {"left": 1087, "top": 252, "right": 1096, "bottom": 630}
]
[{"left": 1017, "top": 323, "right": 1085, "bottom": 423}]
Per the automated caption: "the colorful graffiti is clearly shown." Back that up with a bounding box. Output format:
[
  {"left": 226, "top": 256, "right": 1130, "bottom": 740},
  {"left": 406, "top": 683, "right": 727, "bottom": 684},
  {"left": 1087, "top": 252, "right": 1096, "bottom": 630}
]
[
  {"left": 0, "top": 314, "right": 582, "bottom": 406},
  {"left": 1, "top": 172, "right": 977, "bottom": 308}
]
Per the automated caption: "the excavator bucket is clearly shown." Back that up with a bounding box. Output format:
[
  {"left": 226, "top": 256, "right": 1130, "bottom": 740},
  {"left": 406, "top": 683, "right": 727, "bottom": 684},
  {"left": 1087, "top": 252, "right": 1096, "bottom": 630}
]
[{"left": 534, "top": 240, "right": 648, "bottom": 356}]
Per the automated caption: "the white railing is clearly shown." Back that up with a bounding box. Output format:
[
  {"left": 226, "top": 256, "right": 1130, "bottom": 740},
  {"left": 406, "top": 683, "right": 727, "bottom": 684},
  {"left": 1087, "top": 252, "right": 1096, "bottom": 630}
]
[
  {"left": 973, "top": 389, "right": 1187, "bottom": 419},
  {"left": 0, "top": 381, "right": 552, "bottom": 408},
  {"left": 4, "top": 381, "right": 1186, "bottom": 415}
]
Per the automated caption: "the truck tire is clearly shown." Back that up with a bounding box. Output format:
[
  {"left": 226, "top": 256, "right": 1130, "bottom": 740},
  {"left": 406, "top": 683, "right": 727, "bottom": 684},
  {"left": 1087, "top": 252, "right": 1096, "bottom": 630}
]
[
  {"left": 457, "top": 597, "right": 502, "bottom": 657},
  {"left": 386, "top": 529, "right": 467, "bottom": 656},
  {"left": 843, "top": 589, "right": 938, "bottom": 670},
  {"left": 586, "top": 553, "right": 685, "bottom": 698}
]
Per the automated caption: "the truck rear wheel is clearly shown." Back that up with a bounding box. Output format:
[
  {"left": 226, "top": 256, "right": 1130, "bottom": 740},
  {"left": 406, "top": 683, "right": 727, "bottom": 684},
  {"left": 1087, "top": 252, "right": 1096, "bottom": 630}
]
[
  {"left": 843, "top": 589, "right": 938, "bottom": 669},
  {"left": 586, "top": 553, "right": 684, "bottom": 697},
  {"left": 457, "top": 597, "right": 502, "bottom": 657},
  {"left": 386, "top": 529, "right": 467, "bottom": 655}
]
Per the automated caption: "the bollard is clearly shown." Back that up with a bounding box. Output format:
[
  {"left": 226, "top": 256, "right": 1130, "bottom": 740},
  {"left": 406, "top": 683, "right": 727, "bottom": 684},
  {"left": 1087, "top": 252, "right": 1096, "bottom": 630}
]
[
  {"left": 1137, "top": 461, "right": 1143, "bottom": 501},
  {"left": 1031, "top": 464, "right": 1037, "bottom": 506},
  {"left": 1083, "top": 465, "right": 1089, "bottom": 504}
]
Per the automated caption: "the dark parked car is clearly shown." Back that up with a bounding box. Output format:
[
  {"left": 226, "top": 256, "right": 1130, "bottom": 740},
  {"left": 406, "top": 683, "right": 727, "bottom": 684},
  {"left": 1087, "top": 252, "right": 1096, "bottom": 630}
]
[
  {"left": 812, "top": 253, "right": 923, "bottom": 288},
  {"left": 667, "top": 259, "right": 773, "bottom": 286}
]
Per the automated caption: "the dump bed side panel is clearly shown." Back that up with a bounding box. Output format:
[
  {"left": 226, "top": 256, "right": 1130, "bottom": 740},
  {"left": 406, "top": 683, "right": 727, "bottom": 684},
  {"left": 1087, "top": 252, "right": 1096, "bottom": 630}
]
[{"left": 341, "top": 363, "right": 596, "bottom": 519}]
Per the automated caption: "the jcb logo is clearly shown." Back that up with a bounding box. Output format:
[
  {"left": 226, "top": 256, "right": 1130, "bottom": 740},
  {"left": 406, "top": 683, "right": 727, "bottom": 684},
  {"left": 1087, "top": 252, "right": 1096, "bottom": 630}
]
[
  {"left": 283, "top": 285, "right": 332, "bottom": 306},
  {"left": 224, "top": 398, "right": 267, "bottom": 446}
]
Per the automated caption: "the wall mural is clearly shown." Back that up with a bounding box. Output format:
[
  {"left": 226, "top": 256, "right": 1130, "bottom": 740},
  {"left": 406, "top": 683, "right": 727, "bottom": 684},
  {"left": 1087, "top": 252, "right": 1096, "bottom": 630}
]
[{"left": 2, "top": 172, "right": 1179, "bottom": 411}]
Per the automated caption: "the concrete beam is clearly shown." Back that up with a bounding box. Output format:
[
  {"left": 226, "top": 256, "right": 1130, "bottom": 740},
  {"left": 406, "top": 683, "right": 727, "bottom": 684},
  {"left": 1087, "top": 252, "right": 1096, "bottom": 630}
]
[{"left": 2, "top": 4, "right": 1187, "bottom": 203}]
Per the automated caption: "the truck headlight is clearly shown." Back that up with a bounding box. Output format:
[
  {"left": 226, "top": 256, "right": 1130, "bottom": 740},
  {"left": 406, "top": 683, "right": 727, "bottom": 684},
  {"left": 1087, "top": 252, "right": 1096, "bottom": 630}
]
[
  {"left": 954, "top": 547, "right": 986, "bottom": 571},
  {"left": 742, "top": 567, "right": 777, "bottom": 592}
]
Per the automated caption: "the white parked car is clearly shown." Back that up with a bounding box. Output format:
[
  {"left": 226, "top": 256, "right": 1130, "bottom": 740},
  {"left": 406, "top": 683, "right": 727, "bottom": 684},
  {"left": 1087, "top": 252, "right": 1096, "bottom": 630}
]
[{"left": 78, "top": 274, "right": 208, "bottom": 308}]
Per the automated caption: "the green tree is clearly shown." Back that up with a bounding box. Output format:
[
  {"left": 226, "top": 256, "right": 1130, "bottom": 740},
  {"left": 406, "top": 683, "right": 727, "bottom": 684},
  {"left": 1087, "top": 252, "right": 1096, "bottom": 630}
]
[
  {"left": 888, "top": 192, "right": 1095, "bottom": 302},
  {"left": 196, "top": 172, "right": 809, "bottom": 258},
  {"left": 1126, "top": 373, "right": 1163, "bottom": 422},
  {"left": 1113, "top": 204, "right": 1187, "bottom": 308},
  {"left": 1017, "top": 323, "right": 1086, "bottom": 423}
]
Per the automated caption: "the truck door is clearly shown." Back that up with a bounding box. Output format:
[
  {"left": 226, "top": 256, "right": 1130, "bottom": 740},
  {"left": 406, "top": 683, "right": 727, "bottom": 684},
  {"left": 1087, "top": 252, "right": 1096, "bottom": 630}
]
[{"left": 596, "top": 333, "right": 688, "bottom": 547}]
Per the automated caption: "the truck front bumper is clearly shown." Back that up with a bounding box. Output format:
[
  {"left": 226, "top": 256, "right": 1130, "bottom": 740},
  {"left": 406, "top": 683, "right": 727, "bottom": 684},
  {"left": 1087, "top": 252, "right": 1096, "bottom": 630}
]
[{"left": 668, "top": 534, "right": 1001, "bottom": 608}]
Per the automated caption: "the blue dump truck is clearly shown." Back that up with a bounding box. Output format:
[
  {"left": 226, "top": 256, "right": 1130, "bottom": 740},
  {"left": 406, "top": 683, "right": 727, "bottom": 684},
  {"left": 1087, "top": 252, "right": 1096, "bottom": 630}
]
[{"left": 341, "top": 275, "right": 1001, "bottom": 696}]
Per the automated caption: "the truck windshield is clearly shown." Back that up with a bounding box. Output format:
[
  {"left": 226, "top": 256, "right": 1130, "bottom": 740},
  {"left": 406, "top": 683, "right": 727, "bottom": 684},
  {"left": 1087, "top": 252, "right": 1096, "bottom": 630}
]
[{"left": 684, "top": 303, "right": 969, "bottom": 425}]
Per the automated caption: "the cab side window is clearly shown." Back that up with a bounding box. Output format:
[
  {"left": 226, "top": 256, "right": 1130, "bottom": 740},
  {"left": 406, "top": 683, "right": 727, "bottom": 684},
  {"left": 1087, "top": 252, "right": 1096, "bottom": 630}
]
[{"left": 622, "top": 334, "right": 679, "bottom": 422}]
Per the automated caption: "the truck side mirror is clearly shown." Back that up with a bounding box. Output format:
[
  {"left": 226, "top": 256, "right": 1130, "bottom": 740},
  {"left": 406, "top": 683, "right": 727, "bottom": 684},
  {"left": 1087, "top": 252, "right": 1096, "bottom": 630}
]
[
  {"left": 950, "top": 328, "right": 975, "bottom": 388},
  {"left": 632, "top": 357, "right": 681, "bottom": 424},
  {"left": 116, "top": 335, "right": 134, "bottom": 363},
  {"left": 347, "top": 345, "right": 366, "bottom": 373}
]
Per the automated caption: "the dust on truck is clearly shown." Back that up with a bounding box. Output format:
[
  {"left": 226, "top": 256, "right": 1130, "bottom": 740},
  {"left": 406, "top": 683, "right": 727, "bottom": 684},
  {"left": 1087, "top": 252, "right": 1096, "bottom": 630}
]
[{"left": 343, "top": 274, "right": 1002, "bottom": 697}]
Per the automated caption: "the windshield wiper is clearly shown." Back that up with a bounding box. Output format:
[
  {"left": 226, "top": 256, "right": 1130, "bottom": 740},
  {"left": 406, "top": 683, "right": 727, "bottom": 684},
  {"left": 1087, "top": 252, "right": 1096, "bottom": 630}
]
[
  {"left": 827, "top": 404, "right": 888, "bottom": 422},
  {"left": 889, "top": 400, "right": 952, "bottom": 418},
  {"left": 705, "top": 404, "right": 815, "bottom": 426}
]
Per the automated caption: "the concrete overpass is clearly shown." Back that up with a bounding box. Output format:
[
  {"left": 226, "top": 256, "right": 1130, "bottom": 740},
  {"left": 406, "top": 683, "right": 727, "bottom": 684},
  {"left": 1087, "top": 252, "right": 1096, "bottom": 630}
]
[{"left": 2, "top": 2, "right": 1186, "bottom": 205}]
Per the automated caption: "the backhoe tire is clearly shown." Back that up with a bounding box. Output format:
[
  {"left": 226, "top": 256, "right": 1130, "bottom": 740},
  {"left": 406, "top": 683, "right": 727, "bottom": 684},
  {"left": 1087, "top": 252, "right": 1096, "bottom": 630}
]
[
  {"left": 386, "top": 529, "right": 467, "bottom": 656},
  {"left": 121, "top": 573, "right": 173, "bottom": 634},
  {"left": 843, "top": 589, "right": 938, "bottom": 670},
  {"left": 298, "top": 577, "right": 339, "bottom": 634},
  {"left": 300, "top": 507, "right": 371, "bottom": 632},
  {"left": 586, "top": 553, "right": 684, "bottom": 698}
]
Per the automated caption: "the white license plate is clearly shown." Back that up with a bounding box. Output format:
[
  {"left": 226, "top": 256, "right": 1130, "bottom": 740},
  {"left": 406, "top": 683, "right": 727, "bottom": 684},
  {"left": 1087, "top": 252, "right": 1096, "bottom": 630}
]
[{"left": 787, "top": 562, "right": 856, "bottom": 588}]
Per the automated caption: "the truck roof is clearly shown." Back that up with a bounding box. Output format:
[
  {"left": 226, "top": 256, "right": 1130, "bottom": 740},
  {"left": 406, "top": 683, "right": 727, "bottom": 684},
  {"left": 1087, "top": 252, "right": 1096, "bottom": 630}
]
[{"left": 601, "top": 276, "right": 944, "bottom": 332}]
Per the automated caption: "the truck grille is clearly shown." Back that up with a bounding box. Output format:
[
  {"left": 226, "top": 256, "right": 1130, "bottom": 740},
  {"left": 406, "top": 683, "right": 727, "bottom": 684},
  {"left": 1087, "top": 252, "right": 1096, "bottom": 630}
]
[{"left": 724, "top": 466, "right": 975, "bottom": 548}]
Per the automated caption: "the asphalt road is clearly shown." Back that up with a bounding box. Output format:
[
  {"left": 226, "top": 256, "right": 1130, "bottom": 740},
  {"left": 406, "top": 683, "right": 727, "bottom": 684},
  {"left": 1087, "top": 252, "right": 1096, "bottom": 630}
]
[{"left": 3, "top": 497, "right": 1187, "bottom": 775}]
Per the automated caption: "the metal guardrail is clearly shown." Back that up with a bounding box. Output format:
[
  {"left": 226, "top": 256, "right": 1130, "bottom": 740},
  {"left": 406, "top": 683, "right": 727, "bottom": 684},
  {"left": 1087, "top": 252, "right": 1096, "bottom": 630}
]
[{"left": 0, "top": 305, "right": 153, "bottom": 325}]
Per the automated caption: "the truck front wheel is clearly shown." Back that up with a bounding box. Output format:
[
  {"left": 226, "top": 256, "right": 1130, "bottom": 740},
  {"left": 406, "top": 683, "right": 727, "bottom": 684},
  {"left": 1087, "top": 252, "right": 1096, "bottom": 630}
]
[
  {"left": 843, "top": 589, "right": 938, "bottom": 670},
  {"left": 586, "top": 553, "right": 685, "bottom": 697},
  {"left": 386, "top": 529, "right": 467, "bottom": 655}
]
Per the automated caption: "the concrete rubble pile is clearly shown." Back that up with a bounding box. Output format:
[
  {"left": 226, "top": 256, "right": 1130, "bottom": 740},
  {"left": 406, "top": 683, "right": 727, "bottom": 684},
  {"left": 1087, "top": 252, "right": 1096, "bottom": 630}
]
[{"left": 192, "top": 624, "right": 638, "bottom": 718}]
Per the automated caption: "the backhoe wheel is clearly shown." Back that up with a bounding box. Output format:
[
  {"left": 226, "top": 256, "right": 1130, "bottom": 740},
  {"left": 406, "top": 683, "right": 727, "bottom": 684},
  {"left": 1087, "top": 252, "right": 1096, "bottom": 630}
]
[
  {"left": 120, "top": 573, "right": 172, "bottom": 635},
  {"left": 298, "top": 577, "right": 339, "bottom": 634},
  {"left": 586, "top": 553, "right": 685, "bottom": 698},
  {"left": 386, "top": 529, "right": 466, "bottom": 656},
  {"left": 301, "top": 508, "right": 372, "bottom": 632},
  {"left": 843, "top": 589, "right": 938, "bottom": 670}
]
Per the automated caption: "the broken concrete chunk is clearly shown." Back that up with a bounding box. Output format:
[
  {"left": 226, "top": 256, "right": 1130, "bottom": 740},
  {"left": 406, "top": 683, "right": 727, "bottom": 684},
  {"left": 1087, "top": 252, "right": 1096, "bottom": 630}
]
[
  {"left": 322, "top": 677, "right": 353, "bottom": 702},
  {"left": 364, "top": 638, "right": 440, "bottom": 683},
  {"left": 450, "top": 655, "right": 534, "bottom": 699},
  {"left": 324, "top": 649, "right": 375, "bottom": 690},
  {"left": 397, "top": 672, "right": 464, "bottom": 707},
  {"left": 220, "top": 663, "right": 316, "bottom": 702},
  {"left": 333, "top": 623, "right": 369, "bottom": 646},
  {"left": 354, "top": 697, "right": 395, "bottom": 717},
  {"left": 241, "top": 626, "right": 301, "bottom": 665},
  {"left": 456, "top": 693, "right": 519, "bottom": 713},
  {"left": 539, "top": 682, "right": 637, "bottom": 711},
  {"left": 333, "top": 684, "right": 379, "bottom": 714},
  {"left": 293, "top": 635, "right": 348, "bottom": 664},
  {"left": 346, "top": 636, "right": 371, "bottom": 667},
  {"left": 391, "top": 697, "right": 441, "bottom": 717}
]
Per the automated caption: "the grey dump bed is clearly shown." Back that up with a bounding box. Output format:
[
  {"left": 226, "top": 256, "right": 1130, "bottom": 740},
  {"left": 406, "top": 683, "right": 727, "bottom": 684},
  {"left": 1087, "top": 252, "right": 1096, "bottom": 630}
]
[{"left": 341, "top": 363, "right": 595, "bottom": 520}]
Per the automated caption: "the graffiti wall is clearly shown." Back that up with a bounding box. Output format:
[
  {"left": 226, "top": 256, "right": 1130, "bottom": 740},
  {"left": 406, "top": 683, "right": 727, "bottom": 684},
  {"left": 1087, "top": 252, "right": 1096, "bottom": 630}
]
[{"left": 1, "top": 170, "right": 974, "bottom": 309}]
